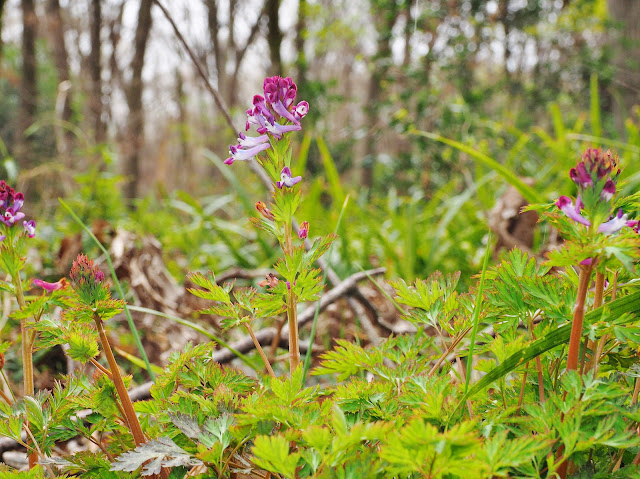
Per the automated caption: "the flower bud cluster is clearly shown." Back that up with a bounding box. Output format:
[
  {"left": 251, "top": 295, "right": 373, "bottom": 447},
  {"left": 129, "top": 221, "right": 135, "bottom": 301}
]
[
  {"left": 556, "top": 148, "right": 636, "bottom": 234},
  {"left": 69, "top": 253, "right": 107, "bottom": 305}
]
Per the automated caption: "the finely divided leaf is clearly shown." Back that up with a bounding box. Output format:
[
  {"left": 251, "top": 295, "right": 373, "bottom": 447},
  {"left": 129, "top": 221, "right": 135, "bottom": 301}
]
[{"left": 111, "top": 437, "right": 202, "bottom": 476}]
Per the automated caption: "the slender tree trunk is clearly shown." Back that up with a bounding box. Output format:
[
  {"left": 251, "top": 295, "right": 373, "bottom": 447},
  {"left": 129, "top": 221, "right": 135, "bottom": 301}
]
[
  {"left": 89, "top": 0, "right": 106, "bottom": 145},
  {"left": 0, "top": 0, "right": 8, "bottom": 61},
  {"left": 45, "top": 0, "right": 74, "bottom": 159},
  {"left": 175, "top": 70, "right": 190, "bottom": 191},
  {"left": 266, "top": 0, "right": 283, "bottom": 75},
  {"left": 608, "top": 0, "right": 640, "bottom": 134},
  {"left": 123, "top": 0, "right": 153, "bottom": 201},
  {"left": 17, "top": 0, "right": 37, "bottom": 167},
  {"left": 362, "top": 2, "right": 398, "bottom": 189},
  {"left": 229, "top": 4, "right": 265, "bottom": 106},
  {"left": 295, "top": 0, "right": 307, "bottom": 83},
  {"left": 205, "top": 0, "right": 228, "bottom": 99}
]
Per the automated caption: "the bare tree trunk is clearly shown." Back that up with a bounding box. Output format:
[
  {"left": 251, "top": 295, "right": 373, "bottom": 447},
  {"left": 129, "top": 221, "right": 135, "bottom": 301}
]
[
  {"left": 0, "top": 0, "right": 8, "bottom": 61},
  {"left": 228, "top": 4, "right": 265, "bottom": 106},
  {"left": 123, "top": 0, "right": 153, "bottom": 201},
  {"left": 608, "top": 0, "right": 640, "bottom": 134},
  {"left": 89, "top": 0, "right": 106, "bottom": 145},
  {"left": 175, "top": 69, "right": 190, "bottom": 191},
  {"left": 45, "top": 0, "right": 74, "bottom": 159},
  {"left": 295, "top": 0, "right": 307, "bottom": 83},
  {"left": 362, "top": 2, "right": 399, "bottom": 189},
  {"left": 16, "top": 0, "right": 37, "bottom": 167},
  {"left": 266, "top": 0, "right": 282, "bottom": 75},
  {"left": 205, "top": 0, "right": 228, "bottom": 100}
]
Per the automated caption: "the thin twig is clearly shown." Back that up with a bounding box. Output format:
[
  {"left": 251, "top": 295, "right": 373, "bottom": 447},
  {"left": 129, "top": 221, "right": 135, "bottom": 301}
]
[
  {"left": 245, "top": 323, "right": 275, "bottom": 378},
  {"left": 152, "top": 0, "right": 235, "bottom": 132}
]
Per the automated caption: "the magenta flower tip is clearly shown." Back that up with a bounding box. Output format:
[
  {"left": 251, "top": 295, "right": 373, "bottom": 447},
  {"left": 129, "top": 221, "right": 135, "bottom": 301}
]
[
  {"left": 601, "top": 179, "right": 616, "bottom": 202},
  {"left": 33, "top": 278, "right": 68, "bottom": 292},
  {"left": 298, "top": 221, "right": 309, "bottom": 240}
]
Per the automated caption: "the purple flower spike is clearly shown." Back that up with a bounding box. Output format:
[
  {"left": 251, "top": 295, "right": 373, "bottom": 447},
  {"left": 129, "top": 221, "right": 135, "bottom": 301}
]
[
  {"left": 0, "top": 235, "right": 5, "bottom": 242},
  {"left": 23, "top": 220, "right": 35, "bottom": 238},
  {"left": 556, "top": 196, "right": 591, "bottom": 226},
  {"left": 580, "top": 258, "right": 594, "bottom": 266},
  {"left": 601, "top": 179, "right": 616, "bottom": 202},
  {"left": 598, "top": 208, "right": 628, "bottom": 234},
  {"left": 276, "top": 167, "right": 302, "bottom": 189}
]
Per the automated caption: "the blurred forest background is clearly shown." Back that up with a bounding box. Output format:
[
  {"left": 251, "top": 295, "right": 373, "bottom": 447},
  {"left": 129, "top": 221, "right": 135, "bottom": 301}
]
[{"left": 1, "top": 0, "right": 640, "bottom": 284}]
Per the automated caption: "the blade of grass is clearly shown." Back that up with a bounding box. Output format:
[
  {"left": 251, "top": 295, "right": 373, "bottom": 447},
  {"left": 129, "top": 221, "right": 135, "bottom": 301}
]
[
  {"left": 203, "top": 149, "right": 273, "bottom": 259},
  {"left": 301, "top": 194, "right": 350, "bottom": 384},
  {"left": 316, "top": 136, "right": 345, "bottom": 204},
  {"left": 297, "top": 131, "right": 312, "bottom": 176},
  {"left": 126, "top": 305, "right": 257, "bottom": 369},
  {"left": 464, "top": 232, "right": 493, "bottom": 394},
  {"left": 409, "top": 129, "right": 543, "bottom": 204},
  {"left": 59, "top": 198, "right": 155, "bottom": 380},
  {"left": 565, "top": 133, "right": 640, "bottom": 154},
  {"left": 114, "top": 347, "right": 163, "bottom": 376},
  {"left": 455, "top": 290, "right": 640, "bottom": 413}
]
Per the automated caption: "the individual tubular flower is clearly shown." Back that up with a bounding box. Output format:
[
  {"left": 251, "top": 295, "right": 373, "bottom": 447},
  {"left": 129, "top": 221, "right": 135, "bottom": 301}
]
[
  {"left": 276, "top": 167, "right": 302, "bottom": 189},
  {"left": 33, "top": 278, "right": 67, "bottom": 292},
  {"left": 256, "top": 201, "right": 275, "bottom": 221},
  {"left": 298, "top": 221, "right": 309, "bottom": 240},
  {"left": 293, "top": 101, "right": 309, "bottom": 122},
  {"left": 258, "top": 273, "right": 279, "bottom": 288},
  {"left": 224, "top": 141, "right": 271, "bottom": 165},
  {"left": 600, "top": 179, "right": 616, "bottom": 202},
  {"left": 555, "top": 196, "right": 591, "bottom": 226},
  {"left": 597, "top": 209, "right": 629, "bottom": 234},
  {"left": 23, "top": 220, "right": 35, "bottom": 238}
]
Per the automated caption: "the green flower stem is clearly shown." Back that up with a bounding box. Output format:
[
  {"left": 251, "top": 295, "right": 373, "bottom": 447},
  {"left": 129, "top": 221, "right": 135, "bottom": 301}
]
[
  {"left": 245, "top": 324, "right": 275, "bottom": 378},
  {"left": 11, "top": 273, "right": 34, "bottom": 397},
  {"left": 283, "top": 221, "right": 300, "bottom": 374},
  {"left": 0, "top": 388, "right": 11, "bottom": 405},
  {"left": 584, "top": 271, "right": 606, "bottom": 373},
  {"left": 10, "top": 267, "right": 38, "bottom": 469},
  {"left": 93, "top": 312, "right": 146, "bottom": 447},
  {"left": 558, "top": 264, "right": 594, "bottom": 479},
  {"left": 593, "top": 272, "right": 618, "bottom": 376},
  {"left": 566, "top": 264, "right": 594, "bottom": 372}
]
